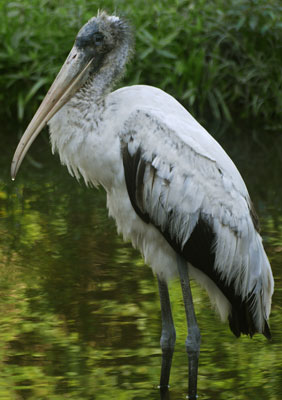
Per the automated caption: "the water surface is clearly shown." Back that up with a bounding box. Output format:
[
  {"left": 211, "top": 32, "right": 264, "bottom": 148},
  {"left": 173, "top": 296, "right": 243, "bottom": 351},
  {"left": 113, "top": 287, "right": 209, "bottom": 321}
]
[{"left": 0, "top": 130, "right": 282, "bottom": 399}]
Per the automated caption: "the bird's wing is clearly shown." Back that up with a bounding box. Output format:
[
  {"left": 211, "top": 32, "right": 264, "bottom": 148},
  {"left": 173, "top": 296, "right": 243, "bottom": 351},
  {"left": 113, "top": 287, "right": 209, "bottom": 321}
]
[{"left": 120, "top": 109, "right": 273, "bottom": 337}]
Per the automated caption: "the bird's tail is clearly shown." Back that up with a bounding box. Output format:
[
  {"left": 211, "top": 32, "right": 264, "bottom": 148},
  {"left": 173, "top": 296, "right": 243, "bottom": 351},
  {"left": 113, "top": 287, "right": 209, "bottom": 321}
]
[
  {"left": 228, "top": 293, "right": 272, "bottom": 339},
  {"left": 212, "top": 212, "right": 274, "bottom": 340}
]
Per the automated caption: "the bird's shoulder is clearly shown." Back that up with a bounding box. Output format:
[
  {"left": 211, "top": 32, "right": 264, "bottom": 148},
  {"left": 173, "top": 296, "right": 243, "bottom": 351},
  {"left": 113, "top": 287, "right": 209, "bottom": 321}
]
[
  {"left": 118, "top": 102, "right": 254, "bottom": 240},
  {"left": 120, "top": 103, "right": 244, "bottom": 187},
  {"left": 113, "top": 86, "right": 246, "bottom": 194}
]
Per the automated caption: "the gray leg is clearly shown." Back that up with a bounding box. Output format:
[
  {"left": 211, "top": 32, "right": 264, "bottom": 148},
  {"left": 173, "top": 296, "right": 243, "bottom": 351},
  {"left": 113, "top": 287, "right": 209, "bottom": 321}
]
[
  {"left": 176, "top": 254, "right": 201, "bottom": 400},
  {"left": 157, "top": 276, "right": 176, "bottom": 391}
]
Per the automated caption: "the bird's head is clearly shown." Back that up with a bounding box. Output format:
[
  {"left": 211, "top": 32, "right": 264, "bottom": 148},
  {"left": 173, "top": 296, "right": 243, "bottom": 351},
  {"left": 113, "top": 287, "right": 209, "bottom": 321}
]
[{"left": 11, "top": 11, "right": 132, "bottom": 180}]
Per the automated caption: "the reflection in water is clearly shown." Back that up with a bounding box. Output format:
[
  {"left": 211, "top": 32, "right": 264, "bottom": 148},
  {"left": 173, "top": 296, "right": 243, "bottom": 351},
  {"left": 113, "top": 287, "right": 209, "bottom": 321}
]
[{"left": 1, "top": 133, "right": 282, "bottom": 399}]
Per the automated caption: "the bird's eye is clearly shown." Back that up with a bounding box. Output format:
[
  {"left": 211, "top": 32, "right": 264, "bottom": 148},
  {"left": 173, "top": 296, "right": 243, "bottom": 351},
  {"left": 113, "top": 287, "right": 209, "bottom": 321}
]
[{"left": 93, "top": 32, "right": 104, "bottom": 45}]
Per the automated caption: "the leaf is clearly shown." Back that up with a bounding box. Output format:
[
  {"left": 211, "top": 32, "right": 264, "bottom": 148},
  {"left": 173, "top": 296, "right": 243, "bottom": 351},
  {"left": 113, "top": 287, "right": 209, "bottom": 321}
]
[
  {"left": 17, "top": 92, "right": 24, "bottom": 121},
  {"left": 25, "top": 77, "right": 48, "bottom": 104},
  {"left": 208, "top": 91, "right": 221, "bottom": 120},
  {"left": 159, "top": 30, "right": 179, "bottom": 47},
  {"left": 236, "top": 15, "right": 246, "bottom": 30},
  {"left": 137, "top": 28, "right": 155, "bottom": 45},
  {"left": 249, "top": 15, "right": 258, "bottom": 31},
  {"left": 214, "top": 88, "right": 232, "bottom": 121},
  {"left": 139, "top": 47, "right": 153, "bottom": 60},
  {"left": 156, "top": 49, "right": 176, "bottom": 59}
]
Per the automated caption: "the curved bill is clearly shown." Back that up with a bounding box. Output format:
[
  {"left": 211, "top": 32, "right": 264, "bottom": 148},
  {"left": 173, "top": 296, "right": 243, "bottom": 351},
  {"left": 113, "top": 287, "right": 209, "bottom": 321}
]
[{"left": 11, "top": 46, "right": 94, "bottom": 180}]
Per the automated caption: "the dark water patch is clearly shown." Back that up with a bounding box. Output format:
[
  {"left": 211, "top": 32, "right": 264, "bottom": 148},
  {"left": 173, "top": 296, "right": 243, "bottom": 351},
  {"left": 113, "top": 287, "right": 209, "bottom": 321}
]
[{"left": 0, "top": 129, "right": 282, "bottom": 399}]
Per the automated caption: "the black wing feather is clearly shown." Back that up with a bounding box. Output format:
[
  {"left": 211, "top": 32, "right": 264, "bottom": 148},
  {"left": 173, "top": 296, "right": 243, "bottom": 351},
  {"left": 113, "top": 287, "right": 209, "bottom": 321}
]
[{"left": 122, "top": 143, "right": 271, "bottom": 339}]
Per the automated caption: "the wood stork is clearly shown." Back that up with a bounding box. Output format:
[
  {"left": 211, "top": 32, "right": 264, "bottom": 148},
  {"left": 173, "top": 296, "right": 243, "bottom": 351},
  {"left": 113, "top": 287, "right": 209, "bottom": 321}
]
[{"left": 11, "top": 12, "right": 274, "bottom": 399}]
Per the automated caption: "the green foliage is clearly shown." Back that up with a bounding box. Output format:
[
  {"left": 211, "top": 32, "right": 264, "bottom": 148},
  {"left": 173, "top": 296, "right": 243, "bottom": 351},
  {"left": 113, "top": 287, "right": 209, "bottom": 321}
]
[{"left": 0, "top": 0, "right": 281, "bottom": 131}]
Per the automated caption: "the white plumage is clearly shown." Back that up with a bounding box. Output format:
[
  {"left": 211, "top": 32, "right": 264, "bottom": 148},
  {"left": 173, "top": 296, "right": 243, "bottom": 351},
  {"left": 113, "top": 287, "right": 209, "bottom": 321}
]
[
  {"left": 49, "top": 83, "right": 273, "bottom": 330},
  {"left": 11, "top": 12, "right": 274, "bottom": 398}
]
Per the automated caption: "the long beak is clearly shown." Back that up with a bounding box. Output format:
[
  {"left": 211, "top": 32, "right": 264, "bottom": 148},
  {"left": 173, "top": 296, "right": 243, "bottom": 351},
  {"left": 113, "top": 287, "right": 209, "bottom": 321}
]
[{"left": 11, "top": 46, "right": 94, "bottom": 180}]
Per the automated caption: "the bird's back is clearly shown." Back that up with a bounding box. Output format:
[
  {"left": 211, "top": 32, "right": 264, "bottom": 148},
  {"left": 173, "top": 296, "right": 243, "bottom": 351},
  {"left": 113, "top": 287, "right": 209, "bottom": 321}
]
[
  {"left": 107, "top": 84, "right": 274, "bottom": 338},
  {"left": 110, "top": 85, "right": 248, "bottom": 192},
  {"left": 50, "top": 83, "right": 273, "bottom": 338}
]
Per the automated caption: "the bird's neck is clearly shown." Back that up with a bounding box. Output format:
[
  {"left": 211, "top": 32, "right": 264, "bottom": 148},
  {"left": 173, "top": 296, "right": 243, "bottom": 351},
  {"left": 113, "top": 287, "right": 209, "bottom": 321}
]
[
  {"left": 73, "top": 39, "right": 132, "bottom": 106},
  {"left": 49, "top": 36, "right": 132, "bottom": 188}
]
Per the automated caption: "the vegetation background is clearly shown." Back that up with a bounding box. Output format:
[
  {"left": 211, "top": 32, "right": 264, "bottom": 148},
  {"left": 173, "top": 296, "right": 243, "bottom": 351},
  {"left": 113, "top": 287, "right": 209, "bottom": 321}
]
[{"left": 0, "top": 0, "right": 281, "bottom": 134}]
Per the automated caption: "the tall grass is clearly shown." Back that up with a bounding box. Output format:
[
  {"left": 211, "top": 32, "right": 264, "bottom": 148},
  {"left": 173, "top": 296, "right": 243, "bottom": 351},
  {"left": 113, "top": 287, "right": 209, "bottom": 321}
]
[{"left": 0, "top": 0, "right": 281, "bottom": 132}]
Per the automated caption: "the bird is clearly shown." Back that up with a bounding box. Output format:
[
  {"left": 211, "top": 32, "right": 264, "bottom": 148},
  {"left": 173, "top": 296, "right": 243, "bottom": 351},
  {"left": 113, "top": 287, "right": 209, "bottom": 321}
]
[{"left": 11, "top": 11, "right": 274, "bottom": 400}]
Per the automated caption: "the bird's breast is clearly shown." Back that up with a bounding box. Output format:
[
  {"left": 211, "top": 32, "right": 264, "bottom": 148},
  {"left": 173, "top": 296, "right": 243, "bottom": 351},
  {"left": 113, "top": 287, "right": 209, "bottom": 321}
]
[
  {"left": 48, "top": 98, "right": 123, "bottom": 189},
  {"left": 106, "top": 183, "right": 179, "bottom": 281}
]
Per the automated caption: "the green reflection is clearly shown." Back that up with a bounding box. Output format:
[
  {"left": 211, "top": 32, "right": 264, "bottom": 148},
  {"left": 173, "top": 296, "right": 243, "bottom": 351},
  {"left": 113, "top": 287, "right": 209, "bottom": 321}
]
[{"left": 0, "top": 134, "right": 282, "bottom": 399}]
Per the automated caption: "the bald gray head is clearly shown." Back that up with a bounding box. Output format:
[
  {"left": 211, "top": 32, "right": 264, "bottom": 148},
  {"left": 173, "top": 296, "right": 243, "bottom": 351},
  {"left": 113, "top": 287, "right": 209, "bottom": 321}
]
[
  {"left": 73, "top": 12, "right": 133, "bottom": 78},
  {"left": 76, "top": 14, "right": 131, "bottom": 48}
]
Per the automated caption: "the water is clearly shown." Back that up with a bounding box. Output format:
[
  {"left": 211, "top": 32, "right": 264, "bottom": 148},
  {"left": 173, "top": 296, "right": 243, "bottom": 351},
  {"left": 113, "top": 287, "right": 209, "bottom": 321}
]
[{"left": 1, "top": 130, "right": 282, "bottom": 400}]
